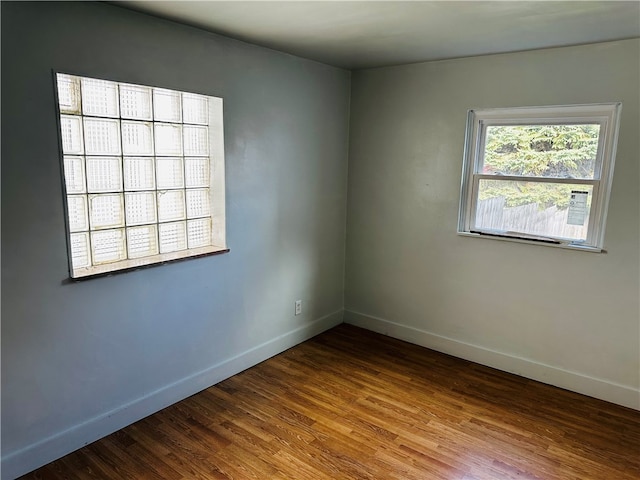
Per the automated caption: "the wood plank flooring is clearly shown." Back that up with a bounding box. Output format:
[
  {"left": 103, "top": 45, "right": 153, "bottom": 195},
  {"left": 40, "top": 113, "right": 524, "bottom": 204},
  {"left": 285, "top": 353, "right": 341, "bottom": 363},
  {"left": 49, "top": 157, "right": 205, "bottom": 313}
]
[{"left": 21, "top": 324, "right": 640, "bottom": 479}]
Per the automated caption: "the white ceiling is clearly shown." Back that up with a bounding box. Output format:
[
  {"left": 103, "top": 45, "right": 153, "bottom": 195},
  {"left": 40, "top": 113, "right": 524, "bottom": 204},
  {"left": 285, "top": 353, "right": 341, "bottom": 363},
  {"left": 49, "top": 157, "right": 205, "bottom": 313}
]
[{"left": 116, "top": 1, "right": 640, "bottom": 69}]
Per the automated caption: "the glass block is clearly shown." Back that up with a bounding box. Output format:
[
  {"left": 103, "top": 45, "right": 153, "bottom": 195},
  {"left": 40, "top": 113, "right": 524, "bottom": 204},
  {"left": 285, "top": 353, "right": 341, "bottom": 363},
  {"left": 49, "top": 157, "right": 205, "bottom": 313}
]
[
  {"left": 89, "top": 194, "right": 125, "bottom": 230},
  {"left": 157, "top": 190, "right": 185, "bottom": 222},
  {"left": 119, "top": 84, "right": 152, "bottom": 120},
  {"left": 81, "top": 78, "right": 119, "bottom": 117},
  {"left": 57, "top": 74, "right": 81, "bottom": 114},
  {"left": 67, "top": 195, "right": 88, "bottom": 232},
  {"left": 63, "top": 156, "right": 86, "bottom": 194},
  {"left": 183, "top": 125, "right": 209, "bottom": 156},
  {"left": 154, "top": 124, "right": 182, "bottom": 155},
  {"left": 124, "top": 157, "right": 155, "bottom": 191},
  {"left": 60, "top": 115, "right": 84, "bottom": 154},
  {"left": 185, "top": 158, "right": 210, "bottom": 187},
  {"left": 158, "top": 221, "right": 187, "bottom": 253},
  {"left": 186, "top": 188, "right": 210, "bottom": 218},
  {"left": 70, "top": 232, "right": 91, "bottom": 269},
  {"left": 126, "top": 225, "right": 159, "bottom": 258},
  {"left": 153, "top": 88, "right": 182, "bottom": 122},
  {"left": 125, "top": 192, "right": 157, "bottom": 225},
  {"left": 86, "top": 157, "right": 122, "bottom": 193},
  {"left": 91, "top": 229, "right": 127, "bottom": 264},
  {"left": 183, "top": 92, "right": 208, "bottom": 125},
  {"left": 122, "top": 121, "right": 154, "bottom": 155},
  {"left": 84, "top": 118, "right": 121, "bottom": 155},
  {"left": 187, "top": 218, "right": 212, "bottom": 248},
  {"left": 156, "top": 157, "right": 184, "bottom": 189}
]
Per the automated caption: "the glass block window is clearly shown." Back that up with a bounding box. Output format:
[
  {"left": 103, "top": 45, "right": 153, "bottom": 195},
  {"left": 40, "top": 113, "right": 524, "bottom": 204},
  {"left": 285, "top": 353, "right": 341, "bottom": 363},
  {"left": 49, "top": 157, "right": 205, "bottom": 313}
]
[{"left": 55, "top": 73, "right": 227, "bottom": 278}]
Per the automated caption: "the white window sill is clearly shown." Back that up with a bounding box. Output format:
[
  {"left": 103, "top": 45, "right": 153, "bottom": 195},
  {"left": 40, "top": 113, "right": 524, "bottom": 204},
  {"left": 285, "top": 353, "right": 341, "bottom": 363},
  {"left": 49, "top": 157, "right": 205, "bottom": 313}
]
[
  {"left": 70, "top": 245, "right": 229, "bottom": 279},
  {"left": 457, "top": 231, "right": 604, "bottom": 253}
]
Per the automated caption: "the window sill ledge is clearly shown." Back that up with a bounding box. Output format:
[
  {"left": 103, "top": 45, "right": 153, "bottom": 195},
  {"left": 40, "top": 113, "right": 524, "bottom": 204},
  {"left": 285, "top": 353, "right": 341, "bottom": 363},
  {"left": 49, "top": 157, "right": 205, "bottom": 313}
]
[
  {"left": 67, "top": 245, "right": 230, "bottom": 281},
  {"left": 457, "top": 231, "right": 604, "bottom": 253}
]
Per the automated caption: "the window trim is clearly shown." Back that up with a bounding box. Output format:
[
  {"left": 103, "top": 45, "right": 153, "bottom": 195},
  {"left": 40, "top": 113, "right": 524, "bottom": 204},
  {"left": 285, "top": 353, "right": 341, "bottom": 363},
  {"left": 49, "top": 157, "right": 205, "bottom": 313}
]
[
  {"left": 458, "top": 103, "right": 621, "bottom": 252},
  {"left": 53, "top": 71, "right": 228, "bottom": 279}
]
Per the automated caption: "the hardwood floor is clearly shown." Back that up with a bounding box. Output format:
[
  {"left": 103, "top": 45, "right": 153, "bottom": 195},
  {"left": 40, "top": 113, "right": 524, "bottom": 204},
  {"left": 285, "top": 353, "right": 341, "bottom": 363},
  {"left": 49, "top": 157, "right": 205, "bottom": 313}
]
[{"left": 21, "top": 324, "right": 640, "bottom": 480}]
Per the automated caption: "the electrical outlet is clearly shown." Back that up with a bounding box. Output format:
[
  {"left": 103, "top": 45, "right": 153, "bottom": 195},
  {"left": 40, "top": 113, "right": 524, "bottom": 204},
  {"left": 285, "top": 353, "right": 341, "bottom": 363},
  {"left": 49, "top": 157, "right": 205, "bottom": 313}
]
[{"left": 295, "top": 300, "right": 302, "bottom": 316}]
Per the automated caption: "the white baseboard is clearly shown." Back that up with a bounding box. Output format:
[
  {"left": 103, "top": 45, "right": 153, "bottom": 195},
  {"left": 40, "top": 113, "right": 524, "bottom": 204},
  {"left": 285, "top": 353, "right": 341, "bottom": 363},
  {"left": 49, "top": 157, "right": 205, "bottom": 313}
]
[
  {"left": 344, "top": 310, "right": 639, "bottom": 411},
  {"left": 1, "top": 310, "right": 344, "bottom": 480}
]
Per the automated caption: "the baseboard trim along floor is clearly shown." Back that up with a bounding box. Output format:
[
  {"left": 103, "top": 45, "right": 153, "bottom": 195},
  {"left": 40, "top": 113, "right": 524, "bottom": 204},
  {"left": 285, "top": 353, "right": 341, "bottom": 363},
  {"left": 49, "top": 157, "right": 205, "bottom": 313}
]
[
  {"left": 344, "top": 310, "right": 639, "bottom": 411},
  {"left": 1, "top": 310, "right": 344, "bottom": 480}
]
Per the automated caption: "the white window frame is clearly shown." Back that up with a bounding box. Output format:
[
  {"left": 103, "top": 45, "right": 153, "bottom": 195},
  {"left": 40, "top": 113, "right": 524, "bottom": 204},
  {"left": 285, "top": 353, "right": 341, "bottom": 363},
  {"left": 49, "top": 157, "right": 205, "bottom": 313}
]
[
  {"left": 54, "top": 72, "right": 228, "bottom": 278},
  {"left": 458, "top": 103, "right": 621, "bottom": 252}
]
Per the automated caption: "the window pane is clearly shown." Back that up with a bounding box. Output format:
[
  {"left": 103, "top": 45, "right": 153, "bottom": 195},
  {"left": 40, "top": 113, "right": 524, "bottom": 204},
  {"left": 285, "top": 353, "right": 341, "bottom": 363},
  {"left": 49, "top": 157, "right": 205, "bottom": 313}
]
[
  {"left": 84, "top": 118, "right": 121, "bottom": 155},
  {"left": 60, "top": 115, "right": 84, "bottom": 154},
  {"left": 86, "top": 157, "right": 122, "bottom": 193},
  {"left": 67, "top": 195, "right": 88, "bottom": 232},
  {"left": 183, "top": 93, "right": 208, "bottom": 125},
  {"left": 89, "top": 194, "right": 125, "bottom": 230},
  {"left": 187, "top": 218, "right": 212, "bottom": 248},
  {"left": 69, "top": 232, "right": 91, "bottom": 269},
  {"left": 185, "top": 157, "right": 209, "bottom": 187},
  {"left": 122, "top": 121, "right": 154, "bottom": 155},
  {"left": 154, "top": 124, "right": 182, "bottom": 155},
  {"left": 120, "top": 84, "right": 152, "bottom": 120},
  {"left": 57, "top": 74, "right": 81, "bottom": 114},
  {"left": 157, "top": 190, "right": 186, "bottom": 222},
  {"left": 475, "top": 180, "right": 593, "bottom": 241},
  {"left": 124, "top": 157, "right": 155, "bottom": 191},
  {"left": 81, "top": 78, "right": 119, "bottom": 117},
  {"left": 63, "top": 156, "right": 86, "bottom": 194},
  {"left": 158, "top": 221, "right": 187, "bottom": 253},
  {"left": 91, "top": 229, "right": 127, "bottom": 264},
  {"left": 125, "top": 192, "right": 157, "bottom": 225},
  {"left": 482, "top": 125, "right": 600, "bottom": 179},
  {"left": 186, "top": 188, "right": 210, "bottom": 218},
  {"left": 153, "top": 88, "right": 181, "bottom": 122},
  {"left": 156, "top": 157, "right": 184, "bottom": 189},
  {"left": 183, "top": 125, "right": 209, "bottom": 156},
  {"left": 127, "top": 225, "right": 159, "bottom": 258}
]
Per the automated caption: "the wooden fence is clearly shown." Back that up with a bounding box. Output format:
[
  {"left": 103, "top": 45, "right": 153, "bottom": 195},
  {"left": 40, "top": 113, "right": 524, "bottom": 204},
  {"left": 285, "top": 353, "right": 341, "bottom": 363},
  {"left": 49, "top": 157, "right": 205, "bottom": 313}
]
[{"left": 476, "top": 197, "right": 588, "bottom": 240}]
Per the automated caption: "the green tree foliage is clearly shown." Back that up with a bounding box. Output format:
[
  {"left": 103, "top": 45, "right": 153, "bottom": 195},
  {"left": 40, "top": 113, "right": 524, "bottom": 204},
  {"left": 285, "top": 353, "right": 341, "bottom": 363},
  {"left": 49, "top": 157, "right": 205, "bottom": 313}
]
[{"left": 479, "top": 125, "right": 599, "bottom": 209}]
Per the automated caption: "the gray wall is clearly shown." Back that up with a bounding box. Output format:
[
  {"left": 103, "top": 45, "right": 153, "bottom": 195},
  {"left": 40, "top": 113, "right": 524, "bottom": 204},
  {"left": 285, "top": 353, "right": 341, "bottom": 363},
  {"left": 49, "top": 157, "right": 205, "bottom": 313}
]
[
  {"left": 1, "top": 3, "right": 350, "bottom": 478},
  {"left": 345, "top": 39, "right": 639, "bottom": 409}
]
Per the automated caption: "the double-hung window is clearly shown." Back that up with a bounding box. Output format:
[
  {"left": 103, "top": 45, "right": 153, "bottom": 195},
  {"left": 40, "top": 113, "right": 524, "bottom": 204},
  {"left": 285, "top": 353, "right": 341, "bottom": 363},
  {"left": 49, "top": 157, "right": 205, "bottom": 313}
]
[
  {"left": 458, "top": 103, "right": 621, "bottom": 251},
  {"left": 55, "top": 73, "right": 227, "bottom": 278}
]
